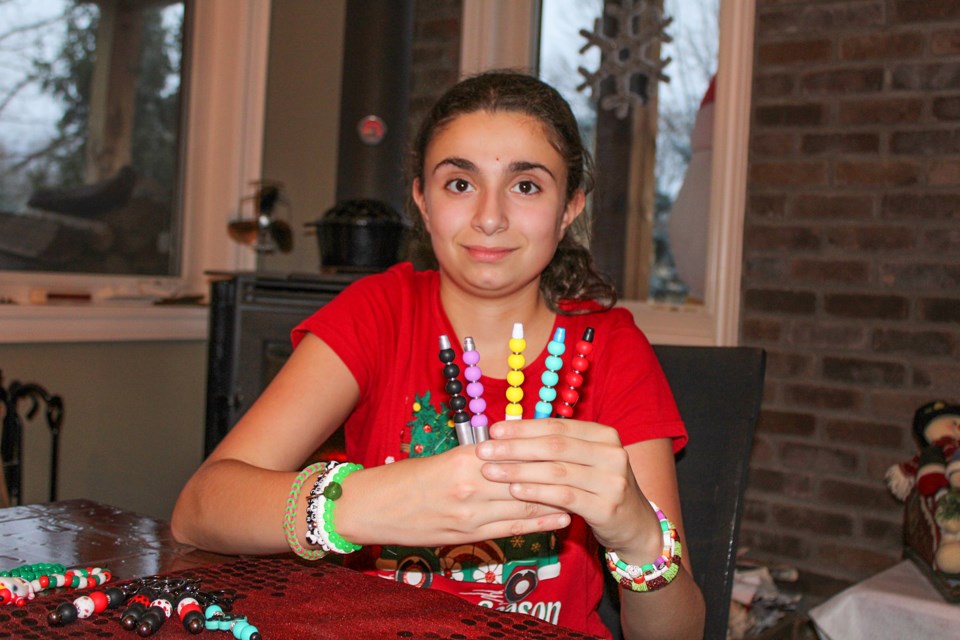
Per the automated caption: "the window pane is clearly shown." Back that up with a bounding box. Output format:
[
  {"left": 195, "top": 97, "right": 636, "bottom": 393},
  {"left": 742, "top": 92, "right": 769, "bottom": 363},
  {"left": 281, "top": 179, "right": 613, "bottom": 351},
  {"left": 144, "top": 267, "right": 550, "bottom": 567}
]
[
  {"left": 0, "top": 0, "right": 186, "bottom": 276},
  {"left": 539, "top": 0, "right": 718, "bottom": 303}
]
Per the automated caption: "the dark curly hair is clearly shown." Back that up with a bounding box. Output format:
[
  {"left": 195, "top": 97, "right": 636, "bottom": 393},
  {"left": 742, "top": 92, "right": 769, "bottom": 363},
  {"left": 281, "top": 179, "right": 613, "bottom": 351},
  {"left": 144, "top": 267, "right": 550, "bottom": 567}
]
[{"left": 406, "top": 70, "right": 617, "bottom": 313}]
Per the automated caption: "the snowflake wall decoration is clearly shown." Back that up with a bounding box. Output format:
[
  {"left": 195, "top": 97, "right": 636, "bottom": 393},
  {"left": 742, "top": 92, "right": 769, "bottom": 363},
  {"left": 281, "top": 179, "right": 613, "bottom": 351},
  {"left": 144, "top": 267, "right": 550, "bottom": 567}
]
[{"left": 577, "top": 0, "right": 673, "bottom": 119}]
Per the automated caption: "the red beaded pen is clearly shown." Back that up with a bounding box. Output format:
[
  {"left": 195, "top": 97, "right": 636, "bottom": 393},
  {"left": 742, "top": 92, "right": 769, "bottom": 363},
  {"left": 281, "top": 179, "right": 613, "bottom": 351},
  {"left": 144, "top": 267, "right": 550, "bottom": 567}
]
[{"left": 554, "top": 327, "right": 594, "bottom": 419}]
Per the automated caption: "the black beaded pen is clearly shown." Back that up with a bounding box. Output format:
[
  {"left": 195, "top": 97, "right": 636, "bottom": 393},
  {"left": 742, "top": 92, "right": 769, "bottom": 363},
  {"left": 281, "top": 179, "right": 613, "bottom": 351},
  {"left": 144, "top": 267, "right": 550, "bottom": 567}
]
[{"left": 439, "top": 334, "right": 474, "bottom": 445}]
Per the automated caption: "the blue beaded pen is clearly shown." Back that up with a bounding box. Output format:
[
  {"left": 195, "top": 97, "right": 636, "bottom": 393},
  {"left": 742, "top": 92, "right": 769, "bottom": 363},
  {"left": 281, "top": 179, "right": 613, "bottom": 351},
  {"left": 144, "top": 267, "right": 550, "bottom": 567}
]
[{"left": 534, "top": 327, "right": 566, "bottom": 418}]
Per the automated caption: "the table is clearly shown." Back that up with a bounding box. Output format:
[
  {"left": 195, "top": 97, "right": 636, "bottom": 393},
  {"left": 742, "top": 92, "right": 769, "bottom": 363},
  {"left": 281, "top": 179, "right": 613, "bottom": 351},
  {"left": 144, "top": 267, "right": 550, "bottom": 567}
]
[
  {"left": 807, "top": 560, "right": 960, "bottom": 640},
  {"left": 0, "top": 499, "right": 599, "bottom": 638}
]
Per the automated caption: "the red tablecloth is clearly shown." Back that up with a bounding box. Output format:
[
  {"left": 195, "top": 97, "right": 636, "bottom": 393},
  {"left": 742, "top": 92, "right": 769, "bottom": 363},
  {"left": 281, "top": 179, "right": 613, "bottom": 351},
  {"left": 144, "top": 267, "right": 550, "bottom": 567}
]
[{"left": 0, "top": 556, "right": 600, "bottom": 638}]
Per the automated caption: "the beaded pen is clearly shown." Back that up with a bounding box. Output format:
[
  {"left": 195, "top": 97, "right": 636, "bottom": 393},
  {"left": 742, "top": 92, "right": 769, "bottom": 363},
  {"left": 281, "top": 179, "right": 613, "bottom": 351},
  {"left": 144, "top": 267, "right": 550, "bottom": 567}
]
[
  {"left": 555, "top": 327, "right": 595, "bottom": 418},
  {"left": 462, "top": 337, "right": 489, "bottom": 443},
  {"left": 505, "top": 322, "right": 526, "bottom": 420},
  {"left": 439, "top": 334, "right": 473, "bottom": 445},
  {"left": 534, "top": 327, "right": 566, "bottom": 418}
]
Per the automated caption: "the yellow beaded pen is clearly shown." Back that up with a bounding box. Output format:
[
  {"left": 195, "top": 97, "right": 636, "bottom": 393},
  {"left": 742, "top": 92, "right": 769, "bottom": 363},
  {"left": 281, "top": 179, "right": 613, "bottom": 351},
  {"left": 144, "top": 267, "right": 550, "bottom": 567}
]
[{"left": 505, "top": 322, "right": 526, "bottom": 420}]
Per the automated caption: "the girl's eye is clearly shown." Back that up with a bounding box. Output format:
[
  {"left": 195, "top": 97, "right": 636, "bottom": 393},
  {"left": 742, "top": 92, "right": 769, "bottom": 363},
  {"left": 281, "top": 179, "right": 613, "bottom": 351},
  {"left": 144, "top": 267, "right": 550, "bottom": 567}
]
[
  {"left": 511, "top": 180, "right": 541, "bottom": 195},
  {"left": 445, "top": 178, "right": 474, "bottom": 193}
]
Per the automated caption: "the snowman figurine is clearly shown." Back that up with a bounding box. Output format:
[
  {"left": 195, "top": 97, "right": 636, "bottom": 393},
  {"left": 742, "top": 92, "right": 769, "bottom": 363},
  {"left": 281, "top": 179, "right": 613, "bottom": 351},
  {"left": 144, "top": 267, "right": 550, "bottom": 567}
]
[{"left": 887, "top": 400, "right": 960, "bottom": 574}]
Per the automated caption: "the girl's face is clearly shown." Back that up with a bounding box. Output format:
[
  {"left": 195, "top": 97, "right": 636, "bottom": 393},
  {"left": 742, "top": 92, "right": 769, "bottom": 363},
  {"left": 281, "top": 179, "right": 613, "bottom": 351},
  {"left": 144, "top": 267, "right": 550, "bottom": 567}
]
[{"left": 413, "top": 110, "right": 584, "bottom": 300}]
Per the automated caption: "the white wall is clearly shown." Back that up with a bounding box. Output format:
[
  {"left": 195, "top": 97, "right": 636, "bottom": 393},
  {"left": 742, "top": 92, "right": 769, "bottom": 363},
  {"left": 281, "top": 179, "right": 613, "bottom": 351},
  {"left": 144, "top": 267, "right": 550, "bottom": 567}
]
[{"left": 1, "top": 341, "right": 205, "bottom": 519}]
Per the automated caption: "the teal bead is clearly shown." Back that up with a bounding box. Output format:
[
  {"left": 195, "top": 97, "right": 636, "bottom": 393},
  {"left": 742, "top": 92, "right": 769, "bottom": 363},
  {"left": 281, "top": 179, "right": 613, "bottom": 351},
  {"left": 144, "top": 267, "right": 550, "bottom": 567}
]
[
  {"left": 547, "top": 341, "right": 566, "bottom": 356},
  {"left": 539, "top": 387, "right": 557, "bottom": 402},
  {"left": 231, "top": 619, "right": 249, "bottom": 638},
  {"left": 545, "top": 355, "right": 563, "bottom": 371},
  {"left": 541, "top": 370, "right": 559, "bottom": 387}
]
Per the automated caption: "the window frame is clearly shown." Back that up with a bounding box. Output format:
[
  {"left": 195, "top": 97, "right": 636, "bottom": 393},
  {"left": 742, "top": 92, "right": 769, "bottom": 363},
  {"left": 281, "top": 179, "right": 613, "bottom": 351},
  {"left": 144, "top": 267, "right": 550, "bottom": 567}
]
[
  {"left": 0, "top": 0, "right": 272, "bottom": 344},
  {"left": 460, "top": 0, "right": 755, "bottom": 346}
]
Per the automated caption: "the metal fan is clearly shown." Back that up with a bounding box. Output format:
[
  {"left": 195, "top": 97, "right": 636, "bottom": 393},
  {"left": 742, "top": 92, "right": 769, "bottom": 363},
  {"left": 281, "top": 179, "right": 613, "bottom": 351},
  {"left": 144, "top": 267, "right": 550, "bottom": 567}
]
[{"left": 227, "top": 180, "right": 293, "bottom": 253}]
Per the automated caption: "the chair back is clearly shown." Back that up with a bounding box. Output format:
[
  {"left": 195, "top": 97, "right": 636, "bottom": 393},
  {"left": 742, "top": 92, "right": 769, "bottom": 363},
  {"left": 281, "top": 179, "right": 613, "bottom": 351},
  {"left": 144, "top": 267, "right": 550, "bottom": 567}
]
[
  {"left": 597, "top": 345, "right": 765, "bottom": 640},
  {"left": 655, "top": 345, "right": 766, "bottom": 640},
  {"left": 0, "top": 375, "right": 64, "bottom": 506}
]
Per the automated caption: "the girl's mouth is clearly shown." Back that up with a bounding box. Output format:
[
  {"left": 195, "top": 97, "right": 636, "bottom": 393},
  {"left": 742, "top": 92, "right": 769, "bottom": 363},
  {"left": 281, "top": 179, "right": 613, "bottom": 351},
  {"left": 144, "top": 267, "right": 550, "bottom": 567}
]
[{"left": 465, "top": 245, "right": 514, "bottom": 262}]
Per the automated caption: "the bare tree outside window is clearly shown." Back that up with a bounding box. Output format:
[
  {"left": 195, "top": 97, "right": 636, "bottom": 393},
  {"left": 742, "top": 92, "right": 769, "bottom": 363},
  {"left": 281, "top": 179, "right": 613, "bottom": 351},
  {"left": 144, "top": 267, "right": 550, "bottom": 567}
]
[
  {"left": 0, "top": 0, "right": 186, "bottom": 277},
  {"left": 539, "top": 0, "right": 718, "bottom": 304}
]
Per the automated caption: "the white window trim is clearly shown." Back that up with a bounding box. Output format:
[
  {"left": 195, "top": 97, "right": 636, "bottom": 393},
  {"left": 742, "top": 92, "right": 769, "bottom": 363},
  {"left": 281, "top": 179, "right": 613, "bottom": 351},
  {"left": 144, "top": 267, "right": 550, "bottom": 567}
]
[
  {"left": 461, "top": 0, "right": 755, "bottom": 346},
  {"left": 0, "top": 0, "right": 271, "bottom": 344}
]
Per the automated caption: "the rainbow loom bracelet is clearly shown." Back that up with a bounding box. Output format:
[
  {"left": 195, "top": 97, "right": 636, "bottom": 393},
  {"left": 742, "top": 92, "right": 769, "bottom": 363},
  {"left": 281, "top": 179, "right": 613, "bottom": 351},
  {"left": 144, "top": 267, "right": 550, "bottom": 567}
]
[
  {"left": 534, "top": 327, "right": 566, "bottom": 418},
  {"left": 282, "top": 462, "right": 328, "bottom": 560},
  {"left": 505, "top": 322, "right": 526, "bottom": 420},
  {"left": 439, "top": 334, "right": 473, "bottom": 445},
  {"left": 603, "top": 501, "right": 682, "bottom": 593},
  {"left": 555, "top": 327, "right": 594, "bottom": 418},
  {"left": 462, "top": 336, "right": 489, "bottom": 443}
]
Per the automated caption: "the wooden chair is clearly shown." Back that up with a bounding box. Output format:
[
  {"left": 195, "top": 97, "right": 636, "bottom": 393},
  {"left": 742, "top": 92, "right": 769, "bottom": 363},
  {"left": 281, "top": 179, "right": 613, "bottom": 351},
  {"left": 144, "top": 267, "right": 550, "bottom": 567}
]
[
  {"left": 599, "top": 345, "right": 766, "bottom": 640},
  {"left": 0, "top": 375, "right": 64, "bottom": 505}
]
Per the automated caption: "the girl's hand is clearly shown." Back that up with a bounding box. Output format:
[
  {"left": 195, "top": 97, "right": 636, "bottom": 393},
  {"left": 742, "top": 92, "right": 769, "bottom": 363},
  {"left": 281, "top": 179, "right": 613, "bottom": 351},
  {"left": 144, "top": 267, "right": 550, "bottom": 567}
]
[
  {"left": 475, "top": 418, "right": 664, "bottom": 560},
  {"left": 335, "top": 442, "right": 571, "bottom": 548}
]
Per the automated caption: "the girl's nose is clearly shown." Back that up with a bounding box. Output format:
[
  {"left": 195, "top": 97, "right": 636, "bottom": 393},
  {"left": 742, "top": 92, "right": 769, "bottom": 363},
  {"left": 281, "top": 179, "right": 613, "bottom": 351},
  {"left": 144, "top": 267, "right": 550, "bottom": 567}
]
[{"left": 472, "top": 192, "right": 507, "bottom": 235}]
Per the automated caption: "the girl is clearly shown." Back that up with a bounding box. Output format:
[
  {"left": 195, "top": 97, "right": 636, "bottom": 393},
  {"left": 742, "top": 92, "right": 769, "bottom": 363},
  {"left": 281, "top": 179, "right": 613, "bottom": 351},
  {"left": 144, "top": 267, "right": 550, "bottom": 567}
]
[{"left": 172, "top": 71, "right": 705, "bottom": 639}]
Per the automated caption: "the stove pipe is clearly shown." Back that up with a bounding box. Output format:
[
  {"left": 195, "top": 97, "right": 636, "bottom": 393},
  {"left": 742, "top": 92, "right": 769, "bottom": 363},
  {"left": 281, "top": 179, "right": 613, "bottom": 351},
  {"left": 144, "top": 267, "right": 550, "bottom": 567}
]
[{"left": 335, "top": 0, "right": 415, "bottom": 217}]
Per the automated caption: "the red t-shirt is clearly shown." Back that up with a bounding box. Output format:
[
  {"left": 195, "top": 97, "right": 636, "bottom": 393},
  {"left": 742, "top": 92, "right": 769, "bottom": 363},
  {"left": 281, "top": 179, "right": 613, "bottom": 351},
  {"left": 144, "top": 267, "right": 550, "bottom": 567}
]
[{"left": 293, "top": 263, "right": 686, "bottom": 638}]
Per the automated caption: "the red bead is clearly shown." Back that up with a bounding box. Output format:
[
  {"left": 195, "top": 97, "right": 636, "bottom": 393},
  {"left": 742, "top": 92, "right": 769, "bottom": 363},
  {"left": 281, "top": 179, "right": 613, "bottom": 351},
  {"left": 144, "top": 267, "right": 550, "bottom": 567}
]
[
  {"left": 555, "top": 405, "right": 573, "bottom": 418},
  {"left": 564, "top": 371, "right": 583, "bottom": 388},
  {"left": 576, "top": 340, "right": 593, "bottom": 356},
  {"left": 571, "top": 356, "right": 589, "bottom": 372},
  {"left": 560, "top": 388, "right": 579, "bottom": 404},
  {"left": 89, "top": 590, "right": 110, "bottom": 612},
  {"left": 38, "top": 575, "right": 50, "bottom": 589},
  {"left": 131, "top": 594, "right": 152, "bottom": 607}
]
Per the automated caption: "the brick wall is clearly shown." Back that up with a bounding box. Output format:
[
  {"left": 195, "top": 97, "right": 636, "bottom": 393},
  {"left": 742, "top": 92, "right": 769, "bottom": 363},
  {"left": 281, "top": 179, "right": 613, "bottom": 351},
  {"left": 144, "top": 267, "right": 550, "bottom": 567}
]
[{"left": 741, "top": 0, "right": 960, "bottom": 600}]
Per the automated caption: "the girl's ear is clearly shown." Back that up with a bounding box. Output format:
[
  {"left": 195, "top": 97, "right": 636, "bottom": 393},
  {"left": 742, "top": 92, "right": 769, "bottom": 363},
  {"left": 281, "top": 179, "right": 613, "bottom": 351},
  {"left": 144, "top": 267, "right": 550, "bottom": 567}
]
[
  {"left": 559, "top": 189, "right": 586, "bottom": 236},
  {"left": 412, "top": 177, "right": 431, "bottom": 232}
]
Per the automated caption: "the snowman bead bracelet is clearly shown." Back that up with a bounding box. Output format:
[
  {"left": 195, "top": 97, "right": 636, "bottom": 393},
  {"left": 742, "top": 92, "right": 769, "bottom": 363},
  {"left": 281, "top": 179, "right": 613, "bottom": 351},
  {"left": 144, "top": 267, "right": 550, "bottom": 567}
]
[{"left": 305, "top": 461, "right": 364, "bottom": 555}]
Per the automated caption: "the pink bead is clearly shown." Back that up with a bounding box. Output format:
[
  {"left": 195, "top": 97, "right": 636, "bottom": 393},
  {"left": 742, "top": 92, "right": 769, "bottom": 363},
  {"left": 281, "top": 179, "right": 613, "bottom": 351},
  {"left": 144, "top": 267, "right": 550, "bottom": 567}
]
[
  {"left": 471, "top": 414, "right": 489, "bottom": 427},
  {"left": 464, "top": 366, "right": 482, "bottom": 382},
  {"left": 463, "top": 350, "right": 480, "bottom": 365},
  {"left": 467, "top": 381, "right": 484, "bottom": 398},
  {"left": 469, "top": 397, "right": 487, "bottom": 414}
]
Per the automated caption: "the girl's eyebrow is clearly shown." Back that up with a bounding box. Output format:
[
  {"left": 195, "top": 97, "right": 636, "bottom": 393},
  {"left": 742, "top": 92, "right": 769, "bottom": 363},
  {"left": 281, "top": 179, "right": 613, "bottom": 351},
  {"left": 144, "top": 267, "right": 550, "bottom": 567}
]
[
  {"left": 432, "top": 157, "right": 476, "bottom": 174},
  {"left": 432, "top": 157, "right": 556, "bottom": 181},
  {"left": 509, "top": 161, "right": 555, "bottom": 180}
]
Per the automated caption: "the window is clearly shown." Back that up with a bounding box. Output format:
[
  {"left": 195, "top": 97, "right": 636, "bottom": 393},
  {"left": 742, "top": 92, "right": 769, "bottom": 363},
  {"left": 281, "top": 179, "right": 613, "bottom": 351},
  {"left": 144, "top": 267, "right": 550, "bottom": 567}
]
[
  {"left": 0, "top": 0, "right": 186, "bottom": 278},
  {"left": 461, "top": 0, "right": 754, "bottom": 345},
  {"left": 0, "top": 0, "right": 271, "bottom": 342}
]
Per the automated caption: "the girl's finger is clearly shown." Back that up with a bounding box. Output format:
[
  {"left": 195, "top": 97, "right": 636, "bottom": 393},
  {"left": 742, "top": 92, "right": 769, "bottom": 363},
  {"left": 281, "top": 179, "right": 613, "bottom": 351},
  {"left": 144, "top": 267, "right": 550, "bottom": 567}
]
[
  {"left": 489, "top": 417, "right": 621, "bottom": 445},
  {"left": 476, "top": 435, "right": 628, "bottom": 470}
]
